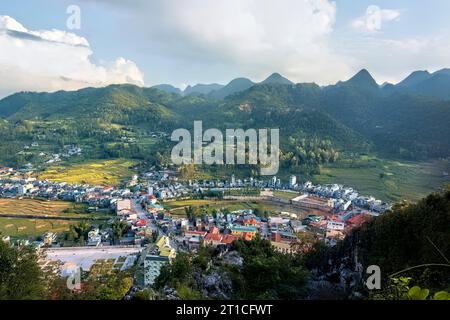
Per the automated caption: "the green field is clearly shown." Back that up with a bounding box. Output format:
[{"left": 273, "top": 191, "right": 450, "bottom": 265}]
[
  {"left": 39, "top": 158, "right": 135, "bottom": 186},
  {"left": 272, "top": 190, "right": 299, "bottom": 200},
  {"left": 164, "top": 199, "right": 265, "bottom": 215},
  {"left": 0, "top": 217, "right": 77, "bottom": 238},
  {"left": 314, "top": 156, "right": 450, "bottom": 202},
  {"left": 0, "top": 198, "right": 112, "bottom": 238},
  {"left": 163, "top": 198, "right": 301, "bottom": 216}
]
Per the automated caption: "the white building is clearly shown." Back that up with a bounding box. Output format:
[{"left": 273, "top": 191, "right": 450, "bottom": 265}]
[
  {"left": 327, "top": 220, "right": 345, "bottom": 231},
  {"left": 116, "top": 199, "right": 132, "bottom": 215},
  {"left": 289, "top": 175, "right": 297, "bottom": 188}
]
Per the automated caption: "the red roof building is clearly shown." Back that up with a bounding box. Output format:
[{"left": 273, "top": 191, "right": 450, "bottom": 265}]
[
  {"left": 243, "top": 218, "right": 258, "bottom": 226},
  {"left": 135, "top": 219, "right": 147, "bottom": 227},
  {"left": 210, "top": 226, "right": 220, "bottom": 234},
  {"left": 221, "top": 234, "right": 239, "bottom": 245},
  {"left": 204, "top": 233, "right": 223, "bottom": 246},
  {"left": 243, "top": 232, "right": 254, "bottom": 241},
  {"left": 346, "top": 214, "right": 372, "bottom": 232}
]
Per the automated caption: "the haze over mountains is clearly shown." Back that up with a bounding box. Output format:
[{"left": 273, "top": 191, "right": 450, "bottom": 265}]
[
  {"left": 151, "top": 68, "right": 450, "bottom": 102},
  {"left": 150, "top": 72, "right": 295, "bottom": 99}
]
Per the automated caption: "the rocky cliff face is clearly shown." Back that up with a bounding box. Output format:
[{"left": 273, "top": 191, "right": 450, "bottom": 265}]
[
  {"left": 197, "top": 270, "right": 233, "bottom": 299},
  {"left": 307, "top": 234, "right": 367, "bottom": 300},
  {"left": 197, "top": 251, "right": 243, "bottom": 299}
]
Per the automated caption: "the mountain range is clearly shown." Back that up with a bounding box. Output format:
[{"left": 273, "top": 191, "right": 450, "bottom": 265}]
[
  {"left": 1, "top": 68, "right": 450, "bottom": 167},
  {"left": 152, "top": 68, "right": 450, "bottom": 102},
  {"left": 150, "top": 72, "right": 296, "bottom": 99}
]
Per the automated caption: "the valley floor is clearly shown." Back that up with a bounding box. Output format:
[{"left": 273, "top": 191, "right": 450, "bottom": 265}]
[{"left": 314, "top": 156, "right": 450, "bottom": 202}]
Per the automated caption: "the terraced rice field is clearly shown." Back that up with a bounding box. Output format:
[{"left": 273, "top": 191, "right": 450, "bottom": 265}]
[
  {"left": 0, "top": 198, "right": 75, "bottom": 215},
  {"left": 39, "top": 158, "right": 135, "bottom": 186},
  {"left": 0, "top": 198, "right": 95, "bottom": 218}
]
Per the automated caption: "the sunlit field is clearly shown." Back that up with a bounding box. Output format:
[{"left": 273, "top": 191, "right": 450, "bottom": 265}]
[{"left": 39, "top": 159, "right": 135, "bottom": 186}]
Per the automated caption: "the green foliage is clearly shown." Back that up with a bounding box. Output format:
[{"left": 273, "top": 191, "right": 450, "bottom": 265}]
[
  {"left": 303, "top": 190, "right": 450, "bottom": 299},
  {"left": 85, "top": 272, "right": 133, "bottom": 300},
  {"left": 407, "top": 286, "right": 430, "bottom": 300},
  {"left": 66, "top": 221, "right": 92, "bottom": 245},
  {"left": 154, "top": 251, "right": 205, "bottom": 299},
  {"left": 1, "top": 81, "right": 450, "bottom": 175},
  {"left": 376, "top": 277, "right": 450, "bottom": 300},
  {"left": 355, "top": 191, "right": 450, "bottom": 285},
  {"left": 133, "top": 288, "right": 162, "bottom": 300},
  {"left": 176, "top": 284, "right": 203, "bottom": 300},
  {"left": 155, "top": 237, "right": 308, "bottom": 300},
  {"left": 0, "top": 241, "right": 47, "bottom": 299},
  {"left": 223, "top": 188, "right": 260, "bottom": 197},
  {"left": 253, "top": 205, "right": 269, "bottom": 219},
  {"left": 111, "top": 219, "right": 130, "bottom": 242},
  {"left": 434, "top": 290, "right": 450, "bottom": 300},
  {"left": 185, "top": 206, "right": 198, "bottom": 225},
  {"left": 281, "top": 135, "right": 339, "bottom": 168},
  {"left": 230, "top": 236, "right": 308, "bottom": 300}
]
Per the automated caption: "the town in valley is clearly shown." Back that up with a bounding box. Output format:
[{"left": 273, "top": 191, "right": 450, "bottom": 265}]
[{"left": 0, "top": 162, "right": 391, "bottom": 299}]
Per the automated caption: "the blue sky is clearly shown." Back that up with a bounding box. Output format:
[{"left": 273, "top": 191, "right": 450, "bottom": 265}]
[{"left": 1, "top": 0, "right": 450, "bottom": 96}]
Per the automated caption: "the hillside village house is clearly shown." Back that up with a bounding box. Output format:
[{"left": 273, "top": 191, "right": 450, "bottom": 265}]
[{"left": 230, "top": 225, "right": 257, "bottom": 240}]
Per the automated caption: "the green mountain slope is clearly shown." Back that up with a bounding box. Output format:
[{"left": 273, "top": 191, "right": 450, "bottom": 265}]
[
  {"left": 208, "top": 78, "right": 255, "bottom": 100},
  {"left": 1, "top": 68, "right": 450, "bottom": 169},
  {"left": 0, "top": 84, "right": 177, "bottom": 127}
]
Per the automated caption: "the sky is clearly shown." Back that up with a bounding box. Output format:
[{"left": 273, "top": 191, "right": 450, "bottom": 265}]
[{"left": 1, "top": 0, "right": 450, "bottom": 97}]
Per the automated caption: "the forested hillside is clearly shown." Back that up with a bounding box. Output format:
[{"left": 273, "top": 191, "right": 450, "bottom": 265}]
[
  {"left": 304, "top": 190, "right": 450, "bottom": 298},
  {"left": 0, "top": 69, "right": 450, "bottom": 179}
]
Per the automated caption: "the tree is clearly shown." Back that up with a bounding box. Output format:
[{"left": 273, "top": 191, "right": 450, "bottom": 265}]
[
  {"left": 67, "top": 221, "right": 92, "bottom": 244},
  {"left": 155, "top": 252, "right": 193, "bottom": 289},
  {"left": 185, "top": 206, "right": 199, "bottom": 225},
  {"left": 0, "top": 241, "right": 46, "bottom": 299},
  {"left": 306, "top": 190, "right": 450, "bottom": 298},
  {"left": 133, "top": 288, "right": 162, "bottom": 300},
  {"left": 231, "top": 236, "right": 309, "bottom": 299},
  {"left": 254, "top": 205, "right": 269, "bottom": 219},
  {"left": 111, "top": 219, "right": 129, "bottom": 243}
]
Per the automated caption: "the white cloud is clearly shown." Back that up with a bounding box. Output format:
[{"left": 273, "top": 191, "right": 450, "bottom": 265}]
[
  {"left": 352, "top": 5, "right": 400, "bottom": 33},
  {"left": 337, "top": 33, "right": 450, "bottom": 84},
  {"left": 0, "top": 15, "right": 144, "bottom": 97},
  {"left": 89, "top": 0, "right": 353, "bottom": 85}
]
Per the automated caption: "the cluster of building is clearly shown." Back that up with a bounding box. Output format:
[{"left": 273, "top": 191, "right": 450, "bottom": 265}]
[
  {"left": 300, "top": 181, "right": 390, "bottom": 213},
  {"left": 0, "top": 171, "right": 129, "bottom": 209},
  {"left": 1, "top": 164, "right": 395, "bottom": 294},
  {"left": 17, "top": 144, "right": 83, "bottom": 166}
]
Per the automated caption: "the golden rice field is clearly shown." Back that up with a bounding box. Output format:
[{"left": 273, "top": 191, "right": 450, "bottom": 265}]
[
  {"left": 39, "top": 159, "right": 135, "bottom": 186},
  {"left": 0, "top": 198, "right": 91, "bottom": 218}
]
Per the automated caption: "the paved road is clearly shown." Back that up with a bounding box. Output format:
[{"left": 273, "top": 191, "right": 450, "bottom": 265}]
[
  {"left": 132, "top": 198, "right": 157, "bottom": 232},
  {"left": 131, "top": 198, "right": 178, "bottom": 249}
]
